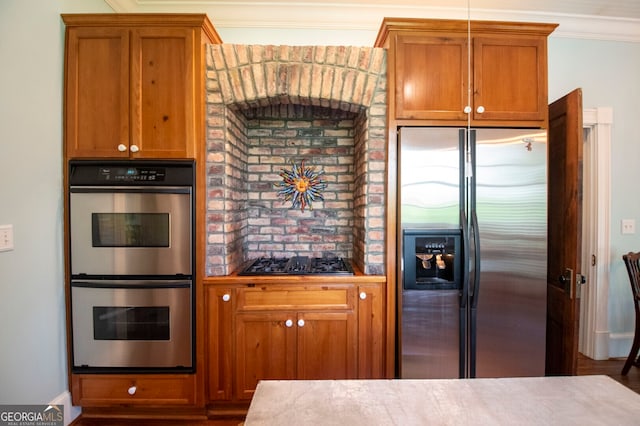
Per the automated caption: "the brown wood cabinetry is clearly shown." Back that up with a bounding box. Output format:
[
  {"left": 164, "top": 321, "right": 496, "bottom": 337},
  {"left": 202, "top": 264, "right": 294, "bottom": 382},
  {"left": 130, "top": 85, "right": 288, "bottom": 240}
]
[
  {"left": 234, "top": 285, "right": 357, "bottom": 400},
  {"left": 71, "top": 374, "right": 197, "bottom": 406},
  {"left": 205, "top": 277, "right": 387, "bottom": 411},
  {"left": 376, "top": 18, "right": 557, "bottom": 127},
  {"left": 62, "top": 14, "right": 221, "bottom": 159},
  {"left": 61, "top": 15, "right": 222, "bottom": 416}
]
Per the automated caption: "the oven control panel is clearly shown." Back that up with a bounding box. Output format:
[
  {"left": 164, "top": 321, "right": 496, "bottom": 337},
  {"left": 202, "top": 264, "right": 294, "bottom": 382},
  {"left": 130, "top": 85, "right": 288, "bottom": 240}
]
[
  {"left": 99, "top": 167, "right": 166, "bottom": 182},
  {"left": 68, "top": 160, "right": 194, "bottom": 186}
]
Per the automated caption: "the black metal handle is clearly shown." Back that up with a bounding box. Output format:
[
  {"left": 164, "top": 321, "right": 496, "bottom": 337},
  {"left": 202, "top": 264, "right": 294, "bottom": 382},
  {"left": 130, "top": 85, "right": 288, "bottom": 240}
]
[
  {"left": 470, "top": 210, "right": 481, "bottom": 309},
  {"left": 461, "top": 209, "right": 470, "bottom": 308}
]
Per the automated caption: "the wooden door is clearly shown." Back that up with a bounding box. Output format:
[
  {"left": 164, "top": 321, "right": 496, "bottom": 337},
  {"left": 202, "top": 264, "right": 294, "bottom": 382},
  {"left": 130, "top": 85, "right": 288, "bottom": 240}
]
[
  {"left": 234, "top": 312, "right": 296, "bottom": 400},
  {"left": 357, "top": 284, "right": 385, "bottom": 378},
  {"left": 131, "top": 27, "right": 195, "bottom": 158},
  {"left": 473, "top": 35, "right": 547, "bottom": 124},
  {"left": 394, "top": 33, "right": 468, "bottom": 121},
  {"left": 296, "top": 311, "right": 357, "bottom": 380},
  {"left": 65, "top": 27, "right": 130, "bottom": 158},
  {"left": 206, "top": 287, "right": 233, "bottom": 401},
  {"left": 545, "top": 88, "right": 583, "bottom": 375}
]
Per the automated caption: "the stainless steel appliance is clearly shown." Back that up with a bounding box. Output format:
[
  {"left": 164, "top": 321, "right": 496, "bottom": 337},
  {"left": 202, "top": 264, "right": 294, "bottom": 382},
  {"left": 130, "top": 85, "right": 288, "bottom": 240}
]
[
  {"left": 71, "top": 280, "right": 192, "bottom": 369},
  {"left": 69, "top": 161, "right": 193, "bottom": 277},
  {"left": 238, "top": 256, "right": 354, "bottom": 275},
  {"left": 68, "top": 160, "right": 195, "bottom": 371},
  {"left": 399, "top": 127, "right": 547, "bottom": 379}
]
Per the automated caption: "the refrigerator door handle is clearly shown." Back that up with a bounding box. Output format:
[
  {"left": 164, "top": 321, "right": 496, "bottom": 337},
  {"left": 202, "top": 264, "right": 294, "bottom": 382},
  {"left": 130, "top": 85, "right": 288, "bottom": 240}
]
[
  {"left": 470, "top": 210, "right": 481, "bottom": 309},
  {"left": 461, "top": 209, "right": 470, "bottom": 308}
]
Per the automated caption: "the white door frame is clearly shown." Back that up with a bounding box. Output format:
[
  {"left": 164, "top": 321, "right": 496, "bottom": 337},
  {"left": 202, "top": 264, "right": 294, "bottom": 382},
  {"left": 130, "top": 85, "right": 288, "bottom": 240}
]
[{"left": 579, "top": 107, "right": 612, "bottom": 360}]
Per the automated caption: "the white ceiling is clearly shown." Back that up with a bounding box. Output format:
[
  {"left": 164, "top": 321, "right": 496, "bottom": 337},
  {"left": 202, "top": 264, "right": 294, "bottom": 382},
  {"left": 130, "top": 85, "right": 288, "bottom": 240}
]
[{"left": 105, "top": 0, "right": 640, "bottom": 42}]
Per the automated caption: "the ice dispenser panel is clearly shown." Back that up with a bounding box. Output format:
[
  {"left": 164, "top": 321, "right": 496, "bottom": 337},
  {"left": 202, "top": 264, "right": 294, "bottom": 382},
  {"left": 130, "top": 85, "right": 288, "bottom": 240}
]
[{"left": 403, "top": 229, "right": 461, "bottom": 290}]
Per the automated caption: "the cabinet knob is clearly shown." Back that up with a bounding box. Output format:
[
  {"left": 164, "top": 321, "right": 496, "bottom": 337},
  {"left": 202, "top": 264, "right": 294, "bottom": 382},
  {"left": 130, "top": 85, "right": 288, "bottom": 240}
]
[
  {"left": 297, "top": 319, "right": 305, "bottom": 327},
  {"left": 285, "top": 319, "right": 293, "bottom": 328},
  {"left": 117, "top": 144, "right": 128, "bottom": 152},
  {"left": 130, "top": 144, "right": 140, "bottom": 153},
  {"left": 128, "top": 386, "right": 137, "bottom": 396},
  {"left": 359, "top": 292, "right": 367, "bottom": 300},
  {"left": 222, "top": 294, "right": 230, "bottom": 302},
  {"left": 476, "top": 105, "right": 485, "bottom": 114},
  {"left": 463, "top": 105, "right": 472, "bottom": 114}
]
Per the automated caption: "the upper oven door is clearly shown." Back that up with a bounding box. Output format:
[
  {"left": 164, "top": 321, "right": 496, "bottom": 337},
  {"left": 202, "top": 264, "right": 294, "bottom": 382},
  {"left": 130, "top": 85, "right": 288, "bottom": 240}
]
[{"left": 69, "top": 187, "right": 192, "bottom": 277}]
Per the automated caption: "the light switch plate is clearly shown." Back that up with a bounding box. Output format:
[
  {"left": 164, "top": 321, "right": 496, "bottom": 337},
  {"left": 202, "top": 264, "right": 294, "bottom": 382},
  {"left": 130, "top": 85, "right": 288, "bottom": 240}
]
[
  {"left": 621, "top": 219, "right": 636, "bottom": 235},
  {"left": 0, "top": 224, "right": 14, "bottom": 252}
]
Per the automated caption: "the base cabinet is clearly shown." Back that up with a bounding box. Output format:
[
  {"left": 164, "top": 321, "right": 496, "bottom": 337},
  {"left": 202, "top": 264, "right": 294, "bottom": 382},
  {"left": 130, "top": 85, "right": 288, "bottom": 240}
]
[{"left": 205, "top": 280, "right": 386, "bottom": 408}]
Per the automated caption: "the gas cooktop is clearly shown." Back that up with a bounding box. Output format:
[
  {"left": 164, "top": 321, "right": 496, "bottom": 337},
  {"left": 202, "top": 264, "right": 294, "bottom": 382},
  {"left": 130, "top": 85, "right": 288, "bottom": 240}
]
[{"left": 238, "top": 256, "right": 354, "bottom": 276}]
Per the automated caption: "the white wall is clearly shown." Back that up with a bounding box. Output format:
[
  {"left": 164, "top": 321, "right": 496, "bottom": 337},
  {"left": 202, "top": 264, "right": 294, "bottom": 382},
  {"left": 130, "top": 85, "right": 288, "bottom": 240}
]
[
  {"left": 0, "top": 1, "right": 638, "bottom": 411},
  {"left": 0, "top": 0, "right": 112, "bottom": 411}
]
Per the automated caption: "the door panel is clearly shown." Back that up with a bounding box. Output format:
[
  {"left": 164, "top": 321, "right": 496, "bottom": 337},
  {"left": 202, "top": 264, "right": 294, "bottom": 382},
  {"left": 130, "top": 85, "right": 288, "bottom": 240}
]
[
  {"left": 545, "top": 88, "right": 583, "bottom": 375},
  {"left": 65, "top": 27, "right": 130, "bottom": 158},
  {"left": 297, "top": 312, "right": 357, "bottom": 379},
  {"left": 474, "top": 129, "right": 548, "bottom": 377},
  {"left": 395, "top": 34, "right": 468, "bottom": 120},
  {"left": 235, "top": 312, "right": 296, "bottom": 400}
]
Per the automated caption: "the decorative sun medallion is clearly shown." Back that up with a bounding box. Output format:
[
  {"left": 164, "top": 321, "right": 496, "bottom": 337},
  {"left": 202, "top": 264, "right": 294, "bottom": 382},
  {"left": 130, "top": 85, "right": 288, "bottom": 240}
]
[{"left": 275, "top": 159, "right": 327, "bottom": 212}]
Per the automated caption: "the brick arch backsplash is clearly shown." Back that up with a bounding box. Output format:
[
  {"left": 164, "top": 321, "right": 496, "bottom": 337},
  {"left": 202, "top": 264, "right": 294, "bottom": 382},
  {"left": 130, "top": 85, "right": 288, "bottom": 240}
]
[{"left": 205, "top": 44, "right": 387, "bottom": 276}]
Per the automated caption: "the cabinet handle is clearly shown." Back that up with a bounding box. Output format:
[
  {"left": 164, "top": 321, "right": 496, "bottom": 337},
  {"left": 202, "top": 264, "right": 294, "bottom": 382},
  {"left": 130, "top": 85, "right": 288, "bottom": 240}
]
[
  {"left": 463, "top": 105, "right": 472, "bottom": 114},
  {"left": 222, "top": 293, "right": 230, "bottom": 302},
  {"left": 285, "top": 319, "right": 293, "bottom": 328},
  {"left": 359, "top": 291, "right": 367, "bottom": 300},
  {"left": 128, "top": 386, "right": 137, "bottom": 396},
  {"left": 130, "top": 144, "right": 140, "bottom": 153},
  {"left": 117, "top": 144, "right": 128, "bottom": 152},
  {"left": 297, "top": 319, "right": 305, "bottom": 327},
  {"left": 476, "top": 105, "right": 485, "bottom": 114}
]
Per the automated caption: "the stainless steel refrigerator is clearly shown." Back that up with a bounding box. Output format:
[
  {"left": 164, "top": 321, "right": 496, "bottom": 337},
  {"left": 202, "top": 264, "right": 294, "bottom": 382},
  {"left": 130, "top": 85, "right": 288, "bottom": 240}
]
[{"left": 399, "top": 127, "right": 547, "bottom": 379}]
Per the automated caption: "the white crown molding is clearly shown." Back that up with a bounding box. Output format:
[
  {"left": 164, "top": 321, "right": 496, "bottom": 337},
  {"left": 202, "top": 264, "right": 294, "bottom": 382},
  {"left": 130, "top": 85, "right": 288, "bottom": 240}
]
[{"left": 105, "top": 1, "right": 640, "bottom": 42}]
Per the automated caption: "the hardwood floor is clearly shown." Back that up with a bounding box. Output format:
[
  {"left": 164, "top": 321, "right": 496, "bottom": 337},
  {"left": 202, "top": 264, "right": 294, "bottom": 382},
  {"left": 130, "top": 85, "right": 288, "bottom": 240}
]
[
  {"left": 72, "top": 356, "right": 640, "bottom": 425},
  {"left": 577, "top": 353, "right": 640, "bottom": 394}
]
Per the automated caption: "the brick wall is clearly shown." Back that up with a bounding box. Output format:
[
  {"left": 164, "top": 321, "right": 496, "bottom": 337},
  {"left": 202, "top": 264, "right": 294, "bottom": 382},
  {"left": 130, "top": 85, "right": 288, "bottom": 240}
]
[{"left": 205, "top": 44, "right": 387, "bottom": 275}]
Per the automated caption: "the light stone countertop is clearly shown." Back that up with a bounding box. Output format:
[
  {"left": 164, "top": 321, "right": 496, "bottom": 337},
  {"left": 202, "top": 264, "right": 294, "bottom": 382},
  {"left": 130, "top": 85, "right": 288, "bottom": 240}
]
[{"left": 245, "top": 375, "right": 640, "bottom": 425}]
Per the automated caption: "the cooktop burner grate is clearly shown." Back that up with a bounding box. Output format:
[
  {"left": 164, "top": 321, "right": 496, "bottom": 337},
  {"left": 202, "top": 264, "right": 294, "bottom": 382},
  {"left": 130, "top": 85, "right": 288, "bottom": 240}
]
[{"left": 238, "top": 256, "right": 354, "bottom": 276}]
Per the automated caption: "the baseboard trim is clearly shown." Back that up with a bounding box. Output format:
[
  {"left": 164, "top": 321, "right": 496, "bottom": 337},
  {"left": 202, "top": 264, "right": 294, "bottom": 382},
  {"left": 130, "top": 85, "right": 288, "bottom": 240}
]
[
  {"left": 49, "top": 390, "right": 81, "bottom": 426},
  {"left": 609, "top": 332, "right": 634, "bottom": 359}
]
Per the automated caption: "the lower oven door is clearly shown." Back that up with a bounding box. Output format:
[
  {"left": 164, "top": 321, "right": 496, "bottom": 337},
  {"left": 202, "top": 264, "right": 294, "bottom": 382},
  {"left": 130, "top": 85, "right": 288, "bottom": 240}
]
[{"left": 71, "top": 280, "right": 192, "bottom": 371}]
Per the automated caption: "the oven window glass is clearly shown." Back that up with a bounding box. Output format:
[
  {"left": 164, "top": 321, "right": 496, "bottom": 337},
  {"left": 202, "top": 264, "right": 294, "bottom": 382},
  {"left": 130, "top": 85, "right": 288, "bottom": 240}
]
[
  {"left": 91, "top": 213, "right": 169, "bottom": 247},
  {"left": 93, "top": 306, "right": 170, "bottom": 340}
]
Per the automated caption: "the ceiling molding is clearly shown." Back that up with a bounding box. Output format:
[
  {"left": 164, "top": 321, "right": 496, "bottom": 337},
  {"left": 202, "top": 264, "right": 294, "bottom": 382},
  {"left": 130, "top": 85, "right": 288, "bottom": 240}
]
[{"left": 104, "top": 1, "right": 640, "bottom": 43}]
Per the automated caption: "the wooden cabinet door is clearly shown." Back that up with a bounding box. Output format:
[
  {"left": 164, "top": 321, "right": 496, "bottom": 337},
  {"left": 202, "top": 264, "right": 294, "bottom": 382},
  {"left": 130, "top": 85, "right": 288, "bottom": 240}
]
[
  {"left": 234, "top": 312, "right": 296, "bottom": 400},
  {"left": 357, "top": 284, "right": 385, "bottom": 378},
  {"left": 206, "top": 287, "right": 233, "bottom": 401},
  {"left": 472, "top": 36, "right": 547, "bottom": 123},
  {"left": 395, "top": 33, "right": 468, "bottom": 121},
  {"left": 65, "top": 27, "right": 130, "bottom": 158},
  {"left": 296, "top": 311, "right": 357, "bottom": 380},
  {"left": 130, "top": 27, "right": 195, "bottom": 158}
]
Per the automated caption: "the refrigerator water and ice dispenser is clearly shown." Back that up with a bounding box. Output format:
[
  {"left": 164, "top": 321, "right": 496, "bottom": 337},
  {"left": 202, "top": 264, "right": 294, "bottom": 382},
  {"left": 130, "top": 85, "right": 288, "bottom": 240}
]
[{"left": 403, "top": 229, "right": 461, "bottom": 290}]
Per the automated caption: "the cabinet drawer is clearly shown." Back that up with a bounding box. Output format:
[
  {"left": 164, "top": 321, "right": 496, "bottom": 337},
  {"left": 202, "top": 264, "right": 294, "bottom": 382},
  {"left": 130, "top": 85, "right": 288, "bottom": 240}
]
[
  {"left": 237, "top": 285, "right": 355, "bottom": 311},
  {"left": 72, "top": 374, "right": 196, "bottom": 406}
]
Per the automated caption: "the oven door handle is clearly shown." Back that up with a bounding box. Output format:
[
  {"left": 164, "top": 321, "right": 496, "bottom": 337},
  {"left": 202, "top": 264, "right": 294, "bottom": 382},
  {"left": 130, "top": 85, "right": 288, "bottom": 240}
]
[
  {"left": 71, "top": 280, "right": 191, "bottom": 289},
  {"left": 69, "top": 186, "right": 191, "bottom": 194}
]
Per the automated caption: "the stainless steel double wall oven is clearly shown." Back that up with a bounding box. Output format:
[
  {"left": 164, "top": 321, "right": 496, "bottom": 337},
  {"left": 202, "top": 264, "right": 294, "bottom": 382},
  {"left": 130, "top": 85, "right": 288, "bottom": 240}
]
[{"left": 68, "top": 160, "right": 195, "bottom": 372}]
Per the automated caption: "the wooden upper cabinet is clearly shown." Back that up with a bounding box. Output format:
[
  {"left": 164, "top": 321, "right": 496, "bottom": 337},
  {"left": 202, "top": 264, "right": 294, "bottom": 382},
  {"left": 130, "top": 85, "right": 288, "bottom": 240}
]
[
  {"left": 62, "top": 14, "right": 222, "bottom": 159},
  {"left": 376, "top": 18, "right": 557, "bottom": 127},
  {"left": 472, "top": 35, "right": 548, "bottom": 123},
  {"left": 395, "top": 33, "right": 468, "bottom": 121}
]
